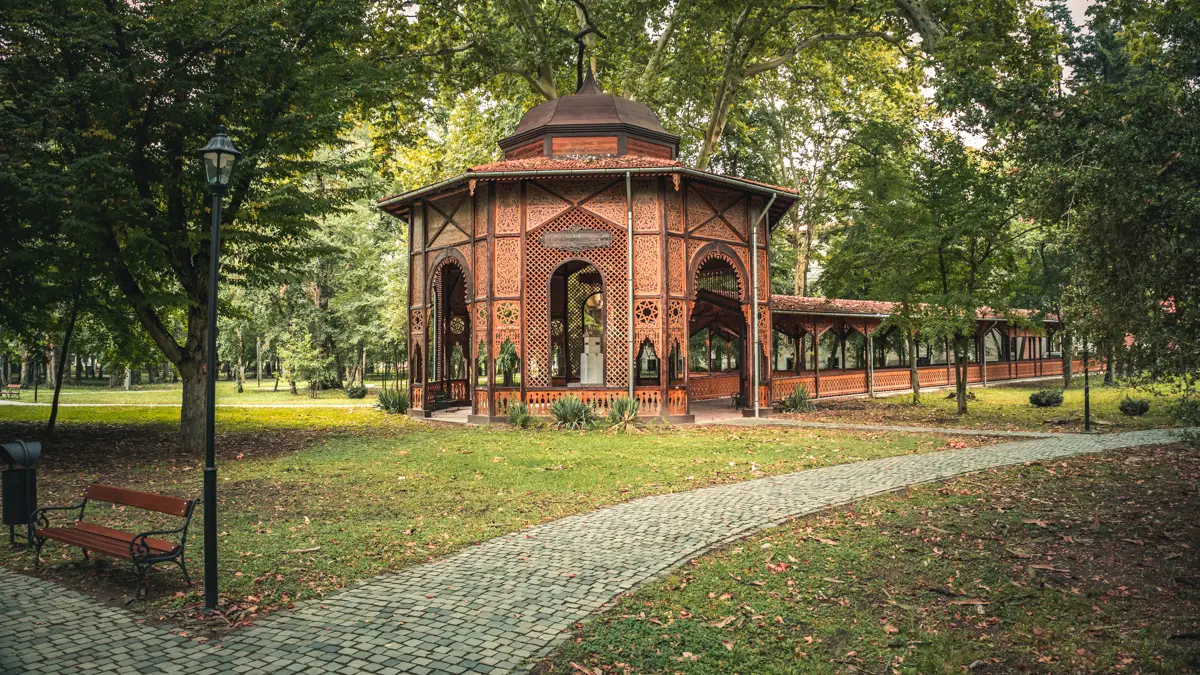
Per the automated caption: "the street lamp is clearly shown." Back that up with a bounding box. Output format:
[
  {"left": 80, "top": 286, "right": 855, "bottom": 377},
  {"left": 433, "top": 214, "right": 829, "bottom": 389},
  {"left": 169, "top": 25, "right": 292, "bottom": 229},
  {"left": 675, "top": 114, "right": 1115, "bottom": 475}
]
[{"left": 198, "top": 127, "right": 240, "bottom": 610}]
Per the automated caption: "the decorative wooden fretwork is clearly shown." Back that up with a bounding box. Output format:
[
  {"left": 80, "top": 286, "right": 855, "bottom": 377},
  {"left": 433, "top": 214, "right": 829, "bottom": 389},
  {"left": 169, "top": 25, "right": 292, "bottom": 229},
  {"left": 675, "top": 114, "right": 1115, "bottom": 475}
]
[
  {"left": 496, "top": 182, "right": 521, "bottom": 234},
  {"left": 474, "top": 241, "right": 489, "bottom": 299},
  {"left": 550, "top": 319, "right": 563, "bottom": 337},
  {"left": 493, "top": 237, "right": 521, "bottom": 296},
  {"left": 633, "top": 235, "right": 660, "bottom": 295},
  {"left": 757, "top": 249, "right": 769, "bottom": 300},
  {"left": 687, "top": 184, "right": 746, "bottom": 243},
  {"left": 632, "top": 179, "right": 658, "bottom": 232},
  {"left": 751, "top": 196, "right": 765, "bottom": 242},
  {"left": 634, "top": 298, "right": 662, "bottom": 357},
  {"left": 525, "top": 209, "right": 628, "bottom": 388},
  {"left": 669, "top": 299, "right": 687, "bottom": 362},
  {"left": 666, "top": 186, "right": 683, "bottom": 233},
  {"left": 410, "top": 308, "right": 425, "bottom": 334},
  {"left": 693, "top": 249, "right": 745, "bottom": 301},
  {"left": 494, "top": 300, "right": 520, "bottom": 361},
  {"left": 668, "top": 237, "right": 685, "bottom": 295},
  {"left": 527, "top": 183, "right": 571, "bottom": 231},
  {"left": 689, "top": 374, "right": 740, "bottom": 401},
  {"left": 450, "top": 316, "right": 465, "bottom": 335}
]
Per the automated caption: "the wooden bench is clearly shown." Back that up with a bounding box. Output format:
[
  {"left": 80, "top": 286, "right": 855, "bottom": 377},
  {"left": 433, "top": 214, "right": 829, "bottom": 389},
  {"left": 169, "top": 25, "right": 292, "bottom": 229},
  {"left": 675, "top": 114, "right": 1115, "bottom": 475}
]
[
  {"left": 31, "top": 484, "right": 196, "bottom": 598},
  {"left": 1, "top": 384, "right": 20, "bottom": 399}
]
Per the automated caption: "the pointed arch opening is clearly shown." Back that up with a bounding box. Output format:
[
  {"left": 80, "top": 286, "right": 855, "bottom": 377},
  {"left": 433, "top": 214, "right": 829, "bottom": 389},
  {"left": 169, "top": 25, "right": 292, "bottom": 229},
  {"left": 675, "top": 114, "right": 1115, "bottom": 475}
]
[{"left": 549, "top": 260, "right": 606, "bottom": 386}]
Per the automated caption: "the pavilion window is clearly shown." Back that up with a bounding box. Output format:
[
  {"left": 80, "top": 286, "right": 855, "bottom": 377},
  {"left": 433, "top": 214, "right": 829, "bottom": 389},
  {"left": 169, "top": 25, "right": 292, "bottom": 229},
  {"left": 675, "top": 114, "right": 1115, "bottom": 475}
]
[
  {"left": 637, "top": 340, "right": 660, "bottom": 385},
  {"left": 476, "top": 341, "right": 488, "bottom": 386},
  {"left": 928, "top": 338, "right": 949, "bottom": 365},
  {"left": 668, "top": 341, "right": 684, "bottom": 384},
  {"left": 772, "top": 330, "right": 795, "bottom": 372},
  {"left": 844, "top": 330, "right": 867, "bottom": 369},
  {"left": 820, "top": 330, "right": 841, "bottom": 369},
  {"left": 689, "top": 329, "right": 709, "bottom": 373}
]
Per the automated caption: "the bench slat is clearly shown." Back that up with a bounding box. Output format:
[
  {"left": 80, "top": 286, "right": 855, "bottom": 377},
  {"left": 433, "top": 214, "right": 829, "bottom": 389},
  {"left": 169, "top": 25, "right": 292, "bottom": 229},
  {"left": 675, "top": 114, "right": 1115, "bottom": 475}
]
[
  {"left": 74, "top": 522, "right": 178, "bottom": 553},
  {"left": 85, "top": 484, "right": 192, "bottom": 517},
  {"left": 38, "top": 528, "right": 136, "bottom": 559}
]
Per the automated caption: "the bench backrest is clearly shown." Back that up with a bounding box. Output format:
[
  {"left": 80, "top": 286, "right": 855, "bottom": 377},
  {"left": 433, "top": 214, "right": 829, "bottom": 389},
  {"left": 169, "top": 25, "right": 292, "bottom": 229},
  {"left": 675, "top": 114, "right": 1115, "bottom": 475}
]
[
  {"left": 85, "top": 484, "right": 193, "bottom": 517},
  {"left": 5, "top": 384, "right": 19, "bottom": 389}
]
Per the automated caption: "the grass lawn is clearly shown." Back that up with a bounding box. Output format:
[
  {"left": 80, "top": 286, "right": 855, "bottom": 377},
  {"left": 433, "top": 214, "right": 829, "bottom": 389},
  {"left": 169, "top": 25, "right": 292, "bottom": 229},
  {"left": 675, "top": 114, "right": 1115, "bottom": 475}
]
[
  {"left": 537, "top": 443, "right": 1200, "bottom": 674},
  {"left": 0, "top": 405, "right": 993, "bottom": 637},
  {"left": 783, "top": 377, "right": 1179, "bottom": 433},
  {"left": 4, "top": 378, "right": 398, "bottom": 405}
]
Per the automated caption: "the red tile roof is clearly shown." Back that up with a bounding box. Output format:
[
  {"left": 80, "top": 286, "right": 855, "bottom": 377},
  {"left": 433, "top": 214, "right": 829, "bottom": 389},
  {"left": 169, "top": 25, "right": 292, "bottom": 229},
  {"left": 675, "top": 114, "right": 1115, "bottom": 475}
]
[
  {"left": 770, "top": 295, "right": 1056, "bottom": 322},
  {"left": 468, "top": 156, "right": 682, "bottom": 173}
]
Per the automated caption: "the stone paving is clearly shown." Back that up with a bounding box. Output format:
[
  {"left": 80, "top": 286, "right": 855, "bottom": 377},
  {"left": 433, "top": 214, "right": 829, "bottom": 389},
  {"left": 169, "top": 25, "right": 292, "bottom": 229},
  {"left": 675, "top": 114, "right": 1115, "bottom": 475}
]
[{"left": 0, "top": 427, "right": 1188, "bottom": 674}]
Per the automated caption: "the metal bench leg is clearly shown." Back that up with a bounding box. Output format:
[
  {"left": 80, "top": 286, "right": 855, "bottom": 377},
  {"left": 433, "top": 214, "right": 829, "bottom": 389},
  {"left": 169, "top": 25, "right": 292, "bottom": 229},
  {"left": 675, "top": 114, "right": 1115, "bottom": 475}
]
[
  {"left": 176, "top": 557, "right": 192, "bottom": 586},
  {"left": 133, "top": 563, "right": 147, "bottom": 599}
]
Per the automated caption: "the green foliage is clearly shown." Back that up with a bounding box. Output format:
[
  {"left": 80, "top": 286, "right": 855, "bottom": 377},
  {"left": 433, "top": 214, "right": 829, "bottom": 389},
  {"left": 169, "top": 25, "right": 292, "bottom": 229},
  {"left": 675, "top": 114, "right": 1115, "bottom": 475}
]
[
  {"left": 778, "top": 384, "right": 816, "bottom": 413},
  {"left": 375, "top": 388, "right": 410, "bottom": 414},
  {"left": 550, "top": 395, "right": 598, "bottom": 431},
  {"left": 1029, "top": 389, "right": 1064, "bottom": 408},
  {"left": 1119, "top": 396, "right": 1150, "bottom": 417},
  {"left": 345, "top": 384, "right": 368, "bottom": 400},
  {"left": 605, "top": 396, "right": 640, "bottom": 433},
  {"left": 506, "top": 401, "right": 533, "bottom": 429},
  {"left": 495, "top": 340, "right": 520, "bottom": 386}
]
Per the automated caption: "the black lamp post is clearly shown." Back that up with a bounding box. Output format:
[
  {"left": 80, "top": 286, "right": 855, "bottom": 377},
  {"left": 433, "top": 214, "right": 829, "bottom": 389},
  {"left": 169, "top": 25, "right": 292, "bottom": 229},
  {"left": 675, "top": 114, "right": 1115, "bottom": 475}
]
[{"left": 199, "top": 127, "right": 241, "bottom": 610}]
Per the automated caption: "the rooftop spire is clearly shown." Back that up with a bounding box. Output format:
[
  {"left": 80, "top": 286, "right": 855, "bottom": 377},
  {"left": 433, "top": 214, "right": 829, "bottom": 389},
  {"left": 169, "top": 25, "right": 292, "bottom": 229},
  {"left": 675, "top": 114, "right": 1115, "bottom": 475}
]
[{"left": 571, "top": 0, "right": 606, "bottom": 93}]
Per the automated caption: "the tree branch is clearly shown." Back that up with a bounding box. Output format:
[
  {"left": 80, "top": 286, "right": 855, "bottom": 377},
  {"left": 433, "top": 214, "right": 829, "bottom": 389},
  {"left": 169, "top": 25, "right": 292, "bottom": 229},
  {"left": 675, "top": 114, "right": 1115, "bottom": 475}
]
[{"left": 744, "top": 30, "right": 903, "bottom": 77}]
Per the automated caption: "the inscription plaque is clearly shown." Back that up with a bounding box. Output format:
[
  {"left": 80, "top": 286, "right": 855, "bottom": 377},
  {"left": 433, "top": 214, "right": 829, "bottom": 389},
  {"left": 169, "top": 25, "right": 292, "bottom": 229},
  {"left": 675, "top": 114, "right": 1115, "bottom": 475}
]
[{"left": 539, "top": 224, "right": 613, "bottom": 252}]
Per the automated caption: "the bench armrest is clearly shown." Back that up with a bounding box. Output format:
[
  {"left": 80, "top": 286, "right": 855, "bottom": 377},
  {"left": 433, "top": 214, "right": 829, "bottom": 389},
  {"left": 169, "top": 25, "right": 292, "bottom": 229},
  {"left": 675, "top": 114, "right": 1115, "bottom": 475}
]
[
  {"left": 29, "top": 502, "right": 86, "bottom": 529},
  {"left": 130, "top": 524, "right": 189, "bottom": 559}
]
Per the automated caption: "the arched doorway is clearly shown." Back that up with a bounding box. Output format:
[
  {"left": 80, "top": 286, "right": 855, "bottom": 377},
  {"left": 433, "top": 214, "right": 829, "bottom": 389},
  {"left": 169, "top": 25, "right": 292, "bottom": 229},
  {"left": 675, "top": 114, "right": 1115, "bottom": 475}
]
[
  {"left": 688, "top": 252, "right": 748, "bottom": 403},
  {"left": 549, "top": 261, "right": 606, "bottom": 386},
  {"left": 429, "top": 256, "right": 470, "bottom": 406}
]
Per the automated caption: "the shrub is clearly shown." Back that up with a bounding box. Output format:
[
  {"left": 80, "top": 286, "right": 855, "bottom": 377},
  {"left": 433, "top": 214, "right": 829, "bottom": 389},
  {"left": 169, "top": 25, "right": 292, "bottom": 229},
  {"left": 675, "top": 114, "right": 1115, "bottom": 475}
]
[
  {"left": 375, "top": 388, "right": 409, "bottom": 414},
  {"left": 1119, "top": 396, "right": 1150, "bottom": 416},
  {"left": 606, "top": 396, "right": 640, "bottom": 433},
  {"left": 345, "top": 384, "right": 368, "bottom": 399},
  {"left": 550, "top": 395, "right": 598, "bottom": 430},
  {"left": 507, "top": 401, "right": 533, "bottom": 429},
  {"left": 1029, "top": 389, "right": 1064, "bottom": 408},
  {"left": 778, "top": 384, "right": 815, "bottom": 413}
]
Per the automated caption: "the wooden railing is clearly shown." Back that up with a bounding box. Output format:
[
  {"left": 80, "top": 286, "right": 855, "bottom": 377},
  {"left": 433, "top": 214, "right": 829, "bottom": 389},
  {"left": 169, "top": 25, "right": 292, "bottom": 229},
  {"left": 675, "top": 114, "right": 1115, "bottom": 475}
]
[
  {"left": 667, "top": 388, "right": 688, "bottom": 416},
  {"left": 526, "top": 389, "right": 629, "bottom": 417},
  {"left": 689, "top": 374, "right": 741, "bottom": 401},
  {"left": 412, "top": 385, "right": 424, "bottom": 409},
  {"left": 494, "top": 388, "right": 521, "bottom": 416},
  {"left": 448, "top": 379, "right": 469, "bottom": 402},
  {"left": 474, "top": 389, "right": 489, "bottom": 415},
  {"left": 765, "top": 358, "right": 1105, "bottom": 404}
]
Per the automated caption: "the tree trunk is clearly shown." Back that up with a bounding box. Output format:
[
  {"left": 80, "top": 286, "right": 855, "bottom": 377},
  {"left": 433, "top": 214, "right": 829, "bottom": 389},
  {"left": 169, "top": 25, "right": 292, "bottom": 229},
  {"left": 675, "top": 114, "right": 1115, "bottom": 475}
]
[
  {"left": 47, "top": 344, "right": 58, "bottom": 388},
  {"left": 236, "top": 329, "right": 245, "bottom": 393},
  {"left": 908, "top": 331, "right": 920, "bottom": 404},
  {"left": 256, "top": 337, "right": 263, "bottom": 389},
  {"left": 1061, "top": 332, "right": 1073, "bottom": 388},
  {"left": 179, "top": 360, "right": 206, "bottom": 455},
  {"left": 123, "top": 367, "right": 132, "bottom": 390},
  {"left": 1104, "top": 343, "right": 1115, "bottom": 385},
  {"left": 47, "top": 295, "right": 81, "bottom": 435},
  {"left": 20, "top": 351, "right": 32, "bottom": 387}
]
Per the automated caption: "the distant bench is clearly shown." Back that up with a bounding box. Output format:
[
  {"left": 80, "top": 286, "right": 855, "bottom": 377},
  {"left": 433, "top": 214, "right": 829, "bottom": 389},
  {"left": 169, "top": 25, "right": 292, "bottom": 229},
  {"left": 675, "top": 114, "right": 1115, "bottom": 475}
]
[
  {"left": 1, "top": 384, "right": 20, "bottom": 399},
  {"left": 31, "top": 484, "right": 196, "bottom": 598}
]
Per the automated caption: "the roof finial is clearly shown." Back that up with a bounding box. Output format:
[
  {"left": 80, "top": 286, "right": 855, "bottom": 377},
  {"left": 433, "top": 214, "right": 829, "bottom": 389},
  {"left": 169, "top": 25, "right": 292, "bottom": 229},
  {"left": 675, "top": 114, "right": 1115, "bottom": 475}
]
[{"left": 571, "top": 0, "right": 606, "bottom": 94}]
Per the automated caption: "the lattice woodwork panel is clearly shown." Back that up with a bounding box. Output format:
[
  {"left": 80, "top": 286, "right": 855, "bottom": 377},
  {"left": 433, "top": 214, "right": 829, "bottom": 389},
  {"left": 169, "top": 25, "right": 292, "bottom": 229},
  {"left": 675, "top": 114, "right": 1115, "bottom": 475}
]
[
  {"left": 411, "top": 259, "right": 424, "bottom": 307},
  {"left": 634, "top": 298, "right": 662, "bottom": 358},
  {"left": 474, "top": 241, "right": 489, "bottom": 299},
  {"left": 633, "top": 388, "right": 661, "bottom": 416},
  {"left": 1043, "top": 360, "right": 1064, "bottom": 376},
  {"left": 525, "top": 209, "right": 628, "bottom": 388},
  {"left": 986, "top": 363, "right": 1010, "bottom": 380},
  {"left": 410, "top": 309, "right": 425, "bottom": 334},
  {"left": 820, "top": 371, "right": 869, "bottom": 397},
  {"left": 494, "top": 301, "right": 521, "bottom": 358},
  {"left": 542, "top": 179, "right": 605, "bottom": 206},
  {"left": 633, "top": 235, "right": 660, "bottom": 295},
  {"left": 725, "top": 198, "right": 747, "bottom": 239},
  {"left": 633, "top": 179, "right": 658, "bottom": 232},
  {"left": 667, "top": 237, "right": 685, "bottom": 295},
  {"left": 474, "top": 303, "right": 489, "bottom": 374},
  {"left": 759, "top": 306, "right": 771, "bottom": 363},
  {"left": 496, "top": 182, "right": 521, "bottom": 234},
  {"left": 736, "top": 247, "right": 751, "bottom": 294},
  {"left": 918, "top": 366, "right": 951, "bottom": 387},
  {"left": 667, "top": 388, "right": 687, "bottom": 415},
  {"left": 666, "top": 188, "right": 683, "bottom": 233},
  {"left": 527, "top": 183, "right": 570, "bottom": 231},
  {"left": 772, "top": 374, "right": 816, "bottom": 403},
  {"left": 873, "top": 369, "right": 910, "bottom": 392},
  {"left": 581, "top": 182, "right": 627, "bottom": 226},
  {"left": 493, "top": 237, "right": 521, "bottom": 296},
  {"left": 702, "top": 185, "right": 743, "bottom": 215},
  {"left": 474, "top": 191, "right": 488, "bottom": 237},
  {"left": 668, "top": 299, "right": 687, "bottom": 364}
]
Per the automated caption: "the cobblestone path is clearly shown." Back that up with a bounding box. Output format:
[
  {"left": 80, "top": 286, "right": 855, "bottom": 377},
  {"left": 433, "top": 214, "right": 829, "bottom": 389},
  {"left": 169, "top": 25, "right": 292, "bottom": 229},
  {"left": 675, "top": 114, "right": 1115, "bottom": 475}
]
[{"left": 0, "top": 428, "right": 1187, "bottom": 675}]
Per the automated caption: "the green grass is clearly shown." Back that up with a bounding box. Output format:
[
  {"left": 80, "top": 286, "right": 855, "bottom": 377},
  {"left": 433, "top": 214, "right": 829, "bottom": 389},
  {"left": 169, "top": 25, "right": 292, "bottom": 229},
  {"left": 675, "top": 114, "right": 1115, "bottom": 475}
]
[
  {"left": 792, "top": 378, "right": 1178, "bottom": 432},
  {"left": 4, "top": 378, "right": 399, "bottom": 405},
  {"left": 0, "top": 407, "right": 991, "bottom": 630},
  {"left": 537, "top": 444, "right": 1200, "bottom": 674}
]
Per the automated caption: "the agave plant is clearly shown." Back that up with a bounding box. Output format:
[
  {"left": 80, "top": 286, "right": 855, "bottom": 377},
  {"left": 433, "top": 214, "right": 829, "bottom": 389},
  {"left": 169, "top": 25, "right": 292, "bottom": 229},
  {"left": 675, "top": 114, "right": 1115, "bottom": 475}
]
[
  {"left": 507, "top": 401, "right": 533, "bottom": 429},
  {"left": 375, "top": 388, "right": 410, "bottom": 414},
  {"left": 606, "top": 396, "right": 640, "bottom": 433},
  {"left": 777, "top": 384, "right": 815, "bottom": 413},
  {"left": 550, "top": 395, "right": 598, "bottom": 430}
]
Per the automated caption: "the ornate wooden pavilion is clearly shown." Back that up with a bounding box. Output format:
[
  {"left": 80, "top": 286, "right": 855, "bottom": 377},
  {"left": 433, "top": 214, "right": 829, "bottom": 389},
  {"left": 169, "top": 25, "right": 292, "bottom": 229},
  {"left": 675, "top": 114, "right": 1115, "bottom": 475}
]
[{"left": 379, "top": 74, "right": 1087, "bottom": 422}]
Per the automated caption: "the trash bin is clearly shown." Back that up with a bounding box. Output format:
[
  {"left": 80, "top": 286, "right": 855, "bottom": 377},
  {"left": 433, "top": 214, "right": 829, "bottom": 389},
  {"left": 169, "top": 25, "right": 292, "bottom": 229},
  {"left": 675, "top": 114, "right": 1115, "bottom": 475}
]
[{"left": 1, "top": 440, "right": 41, "bottom": 546}]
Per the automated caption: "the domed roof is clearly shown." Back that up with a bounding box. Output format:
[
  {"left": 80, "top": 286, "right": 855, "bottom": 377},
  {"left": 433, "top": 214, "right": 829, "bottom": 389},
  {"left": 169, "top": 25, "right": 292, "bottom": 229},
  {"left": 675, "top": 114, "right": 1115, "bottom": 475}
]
[{"left": 498, "top": 71, "right": 680, "bottom": 158}]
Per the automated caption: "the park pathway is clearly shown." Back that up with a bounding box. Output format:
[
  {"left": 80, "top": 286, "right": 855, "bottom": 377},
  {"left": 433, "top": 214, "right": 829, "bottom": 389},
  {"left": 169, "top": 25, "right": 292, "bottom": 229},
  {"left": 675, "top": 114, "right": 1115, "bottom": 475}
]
[{"left": 0, "top": 427, "right": 1188, "bottom": 675}]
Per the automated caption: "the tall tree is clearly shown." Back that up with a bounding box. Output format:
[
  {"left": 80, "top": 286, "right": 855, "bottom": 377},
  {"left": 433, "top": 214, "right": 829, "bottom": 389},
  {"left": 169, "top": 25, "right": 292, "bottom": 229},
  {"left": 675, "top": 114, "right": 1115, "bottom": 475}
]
[{"left": 3, "top": 0, "right": 395, "bottom": 451}]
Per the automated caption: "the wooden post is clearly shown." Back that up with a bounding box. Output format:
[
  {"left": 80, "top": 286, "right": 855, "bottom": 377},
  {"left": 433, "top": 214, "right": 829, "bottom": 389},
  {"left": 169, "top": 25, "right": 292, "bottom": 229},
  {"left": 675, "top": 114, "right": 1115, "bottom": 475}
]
[
  {"left": 866, "top": 331, "right": 874, "bottom": 398},
  {"left": 980, "top": 330, "right": 988, "bottom": 387},
  {"left": 813, "top": 327, "right": 821, "bottom": 399}
]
